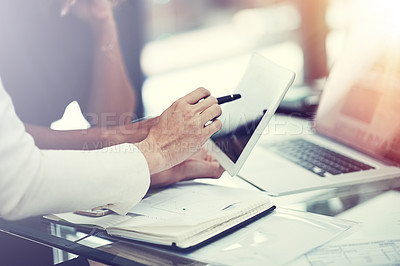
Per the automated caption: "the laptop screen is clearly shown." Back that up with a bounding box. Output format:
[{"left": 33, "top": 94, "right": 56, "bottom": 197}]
[{"left": 314, "top": 23, "right": 400, "bottom": 166}]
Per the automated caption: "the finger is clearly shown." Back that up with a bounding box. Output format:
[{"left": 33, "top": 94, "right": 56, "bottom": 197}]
[
  {"left": 216, "top": 165, "right": 225, "bottom": 178},
  {"left": 203, "top": 119, "right": 222, "bottom": 137},
  {"left": 181, "top": 160, "right": 223, "bottom": 180},
  {"left": 201, "top": 104, "right": 222, "bottom": 126},
  {"left": 193, "top": 148, "right": 208, "bottom": 160},
  {"left": 182, "top": 87, "right": 211, "bottom": 104},
  {"left": 198, "top": 148, "right": 214, "bottom": 162},
  {"left": 209, "top": 163, "right": 225, "bottom": 179},
  {"left": 206, "top": 152, "right": 216, "bottom": 162},
  {"left": 194, "top": 96, "right": 218, "bottom": 113}
]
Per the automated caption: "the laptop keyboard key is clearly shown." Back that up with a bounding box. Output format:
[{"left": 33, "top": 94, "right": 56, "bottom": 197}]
[{"left": 271, "top": 139, "right": 375, "bottom": 177}]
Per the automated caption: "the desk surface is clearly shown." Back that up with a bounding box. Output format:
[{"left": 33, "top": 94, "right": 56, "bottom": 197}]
[
  {"left": 1, "top": 116, "right": 399, "bottom": 265},
  {"left": 0, "top": 174, "right": 399, "bottom": 266}
]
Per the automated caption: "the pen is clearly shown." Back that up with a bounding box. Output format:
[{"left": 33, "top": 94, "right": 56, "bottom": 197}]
[{"left": 217, "top": 94, "right": 241, "bottom": 105}]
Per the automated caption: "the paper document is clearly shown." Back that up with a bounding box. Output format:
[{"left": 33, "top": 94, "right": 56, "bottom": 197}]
[
  {"left": 293, "top": 190, "right": 400, "bottom": 265},
  {"left": 182, "top": 208, "right": 355, "bottom": 266},
  {"left": 300, "top": 240, "right": 400, "bottom": 265}
]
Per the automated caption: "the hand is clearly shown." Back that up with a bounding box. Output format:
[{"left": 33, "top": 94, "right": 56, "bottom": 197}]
[
  {"left": 150, "top": 149, "right": 225, "bottom": 188},
  {"left": 60, "top": 0, "right": 115, "bottom": 25},
  {"left": 137, "top": 87, "right": 222, "bottom": 174}
]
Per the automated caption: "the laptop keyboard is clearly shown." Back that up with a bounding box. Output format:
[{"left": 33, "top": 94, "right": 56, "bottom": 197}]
[{"left": 270, "top": 139, "right": 375, "bottom": 177}]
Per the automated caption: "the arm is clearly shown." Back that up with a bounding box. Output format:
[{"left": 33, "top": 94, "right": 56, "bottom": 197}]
[
  {"left": 1, "top": 84, "right": 222, "bottom": 220},
  {"left": 62, "top": 0, "right": 136, "bottom": 126},
  {"left": 88, "top": 8, "right": 136, "bottom": 126},
  {"left": 26, "top": 117, "right": 224, "bottom": 187},
  {"left": 25, "top": 117, "right": 158, "bottom": 150},
  {"left": 0, "top": 83, "right": 150, "bottom": 220}
]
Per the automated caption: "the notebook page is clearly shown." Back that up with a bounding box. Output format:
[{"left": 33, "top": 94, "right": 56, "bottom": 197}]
[
  {"left": 128, "top": 182, "right": 271, "bottom": 226},
  {"left": 53, "top": 212, "right": 132, "bottom": 228}
]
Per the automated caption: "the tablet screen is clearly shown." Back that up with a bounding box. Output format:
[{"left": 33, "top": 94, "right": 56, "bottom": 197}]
[
  {"left": 211, "top": 107, "right": 265, "bottom": 163},
  {"left": 207, "top": 53, "right": 295, "bottom": 175}
]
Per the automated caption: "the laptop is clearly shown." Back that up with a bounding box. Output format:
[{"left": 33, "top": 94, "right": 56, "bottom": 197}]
[{"left": 237, "top": 25, "right": 400, "bottom": 195}]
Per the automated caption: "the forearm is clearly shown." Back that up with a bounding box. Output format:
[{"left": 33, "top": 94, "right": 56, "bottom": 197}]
[
  {"left": 88, "top": 14, "right": 136, "bottom": 126},
  {"left": 25, "top": 118, "right": 158, "bottom": 150},
  {"left": 0, "top": 83, "right": 150, "bottom": 219},
  {"left": 4, "top": 144, "right": 150, "bottom": 220}
]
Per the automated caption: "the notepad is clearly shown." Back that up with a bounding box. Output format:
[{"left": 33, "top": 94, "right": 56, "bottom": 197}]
[{"left": 44, "top": 182, "right": 275, "bottom": 250}]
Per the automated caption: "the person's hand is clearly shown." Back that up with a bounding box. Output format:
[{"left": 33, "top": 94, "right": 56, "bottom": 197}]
[
  {"left": 137, "top": 87, "right": 222, "bottom": 174},
  {"left": 60, "top": 0, "right": 115, "bottom": 25},
  {"left": 150, "top": 149, "right": 225, "bottom": 188}
]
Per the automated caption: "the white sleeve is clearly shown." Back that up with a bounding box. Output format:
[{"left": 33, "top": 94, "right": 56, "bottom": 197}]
[{"left": 0, "top": 79, "right": 150, "bottom": 220}]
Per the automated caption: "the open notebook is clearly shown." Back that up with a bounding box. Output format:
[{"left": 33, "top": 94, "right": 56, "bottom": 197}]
[{"left": 44, "top": 182, "right": 275, "bottom": 250}]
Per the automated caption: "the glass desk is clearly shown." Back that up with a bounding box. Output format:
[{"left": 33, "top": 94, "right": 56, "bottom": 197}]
[
  {"left": 0, "top": 215, "right": 206, "bottom": 265},
  {"left": 1, "top": 115, "right": 399, "bottom": 265},
  {"left": 0, "top": 174, "right": 399, "bottom": 266}
]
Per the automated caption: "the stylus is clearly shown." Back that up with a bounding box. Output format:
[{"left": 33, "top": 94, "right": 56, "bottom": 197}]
[{"left": 217, "top": 94, "right": 241, "bottom": 105}]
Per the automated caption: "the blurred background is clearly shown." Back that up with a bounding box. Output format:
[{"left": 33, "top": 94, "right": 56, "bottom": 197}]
[
  {"left": 138, "top": 0, "right": 399, "bottom": 117},
  {"left": 54, "top": 0, "right": 355, "bottom": 129},
  {"left": 140, "top": 0, "right": 336, "bottom": 116},
  {"left": 44, "top": 0, "right": 399, "bottom": 127}
]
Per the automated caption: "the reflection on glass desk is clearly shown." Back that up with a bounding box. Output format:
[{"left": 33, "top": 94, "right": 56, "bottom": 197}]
[
  {"left": 0, "top": 175, "right": 399, "bottom": 265},
  {"left": 0, "top": 216, "right": 206, "bottom": 266}
]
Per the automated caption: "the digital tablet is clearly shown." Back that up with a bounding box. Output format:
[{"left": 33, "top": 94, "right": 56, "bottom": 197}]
[{"left": 206, "top": 53, "right": 295, "bottom": 176}]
